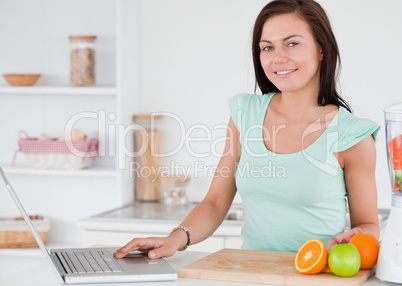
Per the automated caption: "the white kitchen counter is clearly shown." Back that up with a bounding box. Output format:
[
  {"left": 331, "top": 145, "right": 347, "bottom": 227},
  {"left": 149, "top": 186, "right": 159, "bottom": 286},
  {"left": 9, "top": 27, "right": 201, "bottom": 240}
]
[
  {"left": 0, "top": 246, "right": 394, "bottom": 286},
  {"left": 76, "top": 215, "right": 242, "bottom": 238}
]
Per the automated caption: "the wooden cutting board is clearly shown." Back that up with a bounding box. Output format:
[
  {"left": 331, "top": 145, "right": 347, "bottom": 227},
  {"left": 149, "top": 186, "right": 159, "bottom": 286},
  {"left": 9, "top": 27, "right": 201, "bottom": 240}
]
[{"left": 179, "top": 248, "right": 375, "bottom": 286}]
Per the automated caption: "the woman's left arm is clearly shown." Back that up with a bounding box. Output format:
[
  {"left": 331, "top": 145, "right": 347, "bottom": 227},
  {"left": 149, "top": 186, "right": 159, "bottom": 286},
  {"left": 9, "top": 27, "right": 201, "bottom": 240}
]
[{"left": 327, "top": 136, "right": 380, "bottom": 249}]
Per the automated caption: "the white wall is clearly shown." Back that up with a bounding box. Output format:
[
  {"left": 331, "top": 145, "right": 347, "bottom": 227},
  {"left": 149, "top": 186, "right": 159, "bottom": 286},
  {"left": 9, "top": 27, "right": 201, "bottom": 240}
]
[{"left": 138, "top": 0, "right": 402, "bottom": 209}]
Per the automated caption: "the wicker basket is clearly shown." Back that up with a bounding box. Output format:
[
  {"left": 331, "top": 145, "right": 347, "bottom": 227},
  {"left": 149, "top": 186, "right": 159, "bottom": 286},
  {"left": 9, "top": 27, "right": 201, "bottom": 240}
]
[
  {"left": 13, "top": 132, "right": 99, "bottom": 169},
  {"left": 3, "top": 74, "right": 41, "bottom": 86},
  {"left": 0, "top": 216, "right": 50, "bottom": 248},
  {"left": 0, "top": 231, "right": 47, "bottom": 248}
]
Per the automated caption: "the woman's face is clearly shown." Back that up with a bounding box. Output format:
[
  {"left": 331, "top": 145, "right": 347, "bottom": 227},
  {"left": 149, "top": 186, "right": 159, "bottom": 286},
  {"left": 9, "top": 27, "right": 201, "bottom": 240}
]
[{"left": 259, "top": 13, "right": 322, "bottom": 95}]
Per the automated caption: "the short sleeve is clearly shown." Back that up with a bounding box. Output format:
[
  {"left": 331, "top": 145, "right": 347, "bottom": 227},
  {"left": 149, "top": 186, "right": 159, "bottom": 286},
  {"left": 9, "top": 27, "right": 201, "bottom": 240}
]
[
  {"left": 337, "top": 118, "right": 380, "bottom": 152},
  {"left": 228, "top": 93, "right": 252, "bottom": 132}
]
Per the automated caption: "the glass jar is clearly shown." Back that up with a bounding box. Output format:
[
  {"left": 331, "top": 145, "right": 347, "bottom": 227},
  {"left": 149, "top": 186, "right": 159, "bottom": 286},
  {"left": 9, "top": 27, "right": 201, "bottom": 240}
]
[
  {"left": 133, "top": 114, "right": 164, "bottom": 201},
  {"left": 160, "top": 175, "right": 190, "bottom": 205},
  {"left": 69, "top": 35, "right": 96, "bottom": 86}
]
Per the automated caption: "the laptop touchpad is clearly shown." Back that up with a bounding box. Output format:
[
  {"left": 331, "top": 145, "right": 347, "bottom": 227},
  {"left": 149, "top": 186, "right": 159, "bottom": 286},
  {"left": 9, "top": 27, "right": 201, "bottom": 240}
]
[{"left": 123, "top": 253, "right": 149, "bottom": 264}]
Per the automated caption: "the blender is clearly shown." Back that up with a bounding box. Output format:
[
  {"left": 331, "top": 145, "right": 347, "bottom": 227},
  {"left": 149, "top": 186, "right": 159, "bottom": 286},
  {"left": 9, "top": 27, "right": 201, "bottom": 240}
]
[{"left": 376, "top": 103, "right": 402, "bottom": 283}]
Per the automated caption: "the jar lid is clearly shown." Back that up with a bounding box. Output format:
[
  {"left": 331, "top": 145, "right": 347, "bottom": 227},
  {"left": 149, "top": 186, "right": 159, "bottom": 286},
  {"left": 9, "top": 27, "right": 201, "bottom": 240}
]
[
  {"left": 161, "top": 175, "right": 190, "bottom": 184},
  {"left": 69, "top": 35, "right": 97, "bottom": 40},
  {"left": 133, "top": 114, "right": 164, "bottom": 120}
]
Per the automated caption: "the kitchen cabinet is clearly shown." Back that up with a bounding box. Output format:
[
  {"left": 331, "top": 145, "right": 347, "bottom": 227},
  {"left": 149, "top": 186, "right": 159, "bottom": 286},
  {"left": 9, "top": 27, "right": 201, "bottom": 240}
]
[
  {"left": 224, "top": 237, "right": 243, "bottom": 249},
  {"left": 0, "top": 0, "right": 140, "bottom": 244}
]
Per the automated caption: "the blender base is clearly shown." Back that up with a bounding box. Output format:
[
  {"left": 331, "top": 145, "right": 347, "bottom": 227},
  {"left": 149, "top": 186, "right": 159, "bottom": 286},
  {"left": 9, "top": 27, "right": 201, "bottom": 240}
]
[{"left": 376, "top": 205, "right": 402, "bottom": 283}]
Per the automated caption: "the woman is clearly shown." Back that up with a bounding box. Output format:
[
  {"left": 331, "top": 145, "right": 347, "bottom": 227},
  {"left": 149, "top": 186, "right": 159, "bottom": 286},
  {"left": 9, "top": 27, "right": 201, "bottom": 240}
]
[{"left": 115, "top": 0, "right": 380, "bottom": 259}]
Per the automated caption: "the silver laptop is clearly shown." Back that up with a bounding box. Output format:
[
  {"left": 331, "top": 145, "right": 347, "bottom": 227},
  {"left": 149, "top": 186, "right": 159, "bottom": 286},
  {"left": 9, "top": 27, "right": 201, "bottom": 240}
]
[{"left": 0, "top": 167, "right": 177, "bottom": 284}]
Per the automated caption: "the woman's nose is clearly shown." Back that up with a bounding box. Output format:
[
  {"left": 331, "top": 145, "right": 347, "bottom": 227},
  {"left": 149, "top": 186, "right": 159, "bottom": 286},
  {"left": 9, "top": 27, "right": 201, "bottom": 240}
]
[{"left": 272, "top": 48, "right": 288, "bottom": 64}]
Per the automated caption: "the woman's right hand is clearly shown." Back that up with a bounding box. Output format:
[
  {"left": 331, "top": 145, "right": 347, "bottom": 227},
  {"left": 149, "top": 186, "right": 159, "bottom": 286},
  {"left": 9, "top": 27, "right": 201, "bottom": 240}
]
[{"left": 113, "top": 230, "right": 188, "bottom": 259}]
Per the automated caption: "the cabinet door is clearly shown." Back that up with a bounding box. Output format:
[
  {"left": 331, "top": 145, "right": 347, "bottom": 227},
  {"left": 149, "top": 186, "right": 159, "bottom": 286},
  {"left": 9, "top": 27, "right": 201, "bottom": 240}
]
[
  {"left": 187, "top": 237, "right": 225, "bottom": 252},
  {"left": 224, "top": 236, "right": 242, "bottom": 249}
]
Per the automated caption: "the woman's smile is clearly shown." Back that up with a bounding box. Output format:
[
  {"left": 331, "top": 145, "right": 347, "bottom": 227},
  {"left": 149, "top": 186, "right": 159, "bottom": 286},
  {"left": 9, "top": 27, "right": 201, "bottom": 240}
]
[{"left": 274, "top": 68, "right": 298, "bottom": 77}]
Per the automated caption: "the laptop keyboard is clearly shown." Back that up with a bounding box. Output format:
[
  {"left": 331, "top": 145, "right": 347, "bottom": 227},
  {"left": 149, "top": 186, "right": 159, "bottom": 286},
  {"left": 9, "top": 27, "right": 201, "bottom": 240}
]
[{"left": 61, "top": 250, "right": 122, "bottom": 274}]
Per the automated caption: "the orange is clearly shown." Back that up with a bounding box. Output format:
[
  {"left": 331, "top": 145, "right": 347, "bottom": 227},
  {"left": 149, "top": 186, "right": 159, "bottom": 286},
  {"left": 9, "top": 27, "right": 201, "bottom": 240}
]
[
  {"left": 349, "top": 233, "right": 380, "bottom": 269},
  {"left": 295, "top": 239, "right": 328, "bottom": 274}
]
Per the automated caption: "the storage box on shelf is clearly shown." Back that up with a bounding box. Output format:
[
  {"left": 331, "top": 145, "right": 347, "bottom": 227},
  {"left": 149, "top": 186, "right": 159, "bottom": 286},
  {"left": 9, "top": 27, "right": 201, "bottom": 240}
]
[{"left": 14, "top": 135, "right": 99, "bottom": 170}]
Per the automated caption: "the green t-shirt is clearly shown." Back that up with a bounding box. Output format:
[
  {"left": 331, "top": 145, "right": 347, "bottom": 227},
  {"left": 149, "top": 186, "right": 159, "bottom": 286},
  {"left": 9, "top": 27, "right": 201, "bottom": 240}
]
[{"left": 228, "top": 92, "right": 380, "bottom": 252}]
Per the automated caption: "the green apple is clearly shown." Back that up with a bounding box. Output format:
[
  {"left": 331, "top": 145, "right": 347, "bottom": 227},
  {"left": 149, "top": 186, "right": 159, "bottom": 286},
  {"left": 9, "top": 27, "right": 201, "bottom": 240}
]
[
  {"left": 328, "top": 244, "right": 361, "bottom": 277},
  {"left": 395, "top": 170, "right": 402, "bottom": 184}
]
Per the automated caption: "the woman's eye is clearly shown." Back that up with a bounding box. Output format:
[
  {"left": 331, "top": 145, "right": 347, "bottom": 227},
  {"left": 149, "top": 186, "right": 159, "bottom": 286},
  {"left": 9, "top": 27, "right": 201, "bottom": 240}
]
[
  {"left": 288, "top": 42, "right": 299, "bottom": 47},
  {"left": 262, "top": 46, "right": 273, "bottom": 51}
]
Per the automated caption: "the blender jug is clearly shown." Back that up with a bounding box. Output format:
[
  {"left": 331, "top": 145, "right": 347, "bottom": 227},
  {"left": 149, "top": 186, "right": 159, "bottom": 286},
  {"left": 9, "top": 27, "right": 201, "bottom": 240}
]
[
  {"left": 385, "top": 104, "right": 402, "bottom": 205},
  {"left": 376, "top": 103, "right": 402, "bottom": 283}
]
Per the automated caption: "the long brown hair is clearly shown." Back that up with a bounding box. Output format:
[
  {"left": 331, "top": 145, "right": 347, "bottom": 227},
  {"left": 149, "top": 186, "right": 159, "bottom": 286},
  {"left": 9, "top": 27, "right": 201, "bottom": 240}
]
[{"left": 252, "top": 0, "right": 352, "bottom": 112}]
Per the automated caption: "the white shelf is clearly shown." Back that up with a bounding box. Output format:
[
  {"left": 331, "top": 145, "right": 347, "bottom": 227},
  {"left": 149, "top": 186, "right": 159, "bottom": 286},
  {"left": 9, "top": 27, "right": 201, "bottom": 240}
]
[
  {"left": 2, "top": 165, "right": 117, "bottom": 178},
  {"left": 0, "top": 85, "right": 117, "bottom": 95}
]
